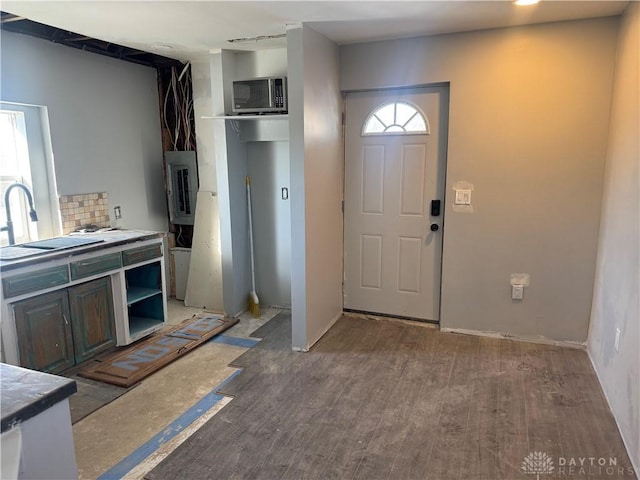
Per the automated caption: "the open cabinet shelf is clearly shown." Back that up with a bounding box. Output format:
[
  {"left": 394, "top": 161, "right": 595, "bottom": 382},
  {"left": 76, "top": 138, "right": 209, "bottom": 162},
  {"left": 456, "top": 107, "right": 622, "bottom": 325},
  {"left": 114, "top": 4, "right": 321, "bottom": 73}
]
[
  {"left": 125, "top": 262, "right": 164, "bottom": 341},
  {"left": 126, "top": 286, "right": 162, "bottom": 306}
]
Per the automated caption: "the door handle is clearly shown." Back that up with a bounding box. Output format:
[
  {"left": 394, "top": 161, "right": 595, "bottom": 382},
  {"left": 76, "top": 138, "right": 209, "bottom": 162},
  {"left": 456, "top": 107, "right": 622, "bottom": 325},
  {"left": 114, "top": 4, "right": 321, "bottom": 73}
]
[{"left": 430, "top": 224, "right": 439, "bottom": 232}]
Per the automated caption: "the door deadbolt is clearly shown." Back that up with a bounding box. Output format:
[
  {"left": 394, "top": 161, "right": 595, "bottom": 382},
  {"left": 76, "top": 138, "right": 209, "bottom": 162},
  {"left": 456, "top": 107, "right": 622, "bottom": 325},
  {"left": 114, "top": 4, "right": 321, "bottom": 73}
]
[
  {"left": 430, "top": 200, "right": 441, "bottom": 217},
  {"left": 430, "top": 224, "right": 439, "bottom": 232}
]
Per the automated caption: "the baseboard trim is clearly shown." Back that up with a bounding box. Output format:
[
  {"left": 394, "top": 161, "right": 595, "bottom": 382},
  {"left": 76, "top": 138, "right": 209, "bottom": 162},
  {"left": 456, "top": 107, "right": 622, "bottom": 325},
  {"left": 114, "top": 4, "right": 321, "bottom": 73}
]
[
  {"left": 587, "top": 350, "right": 639, "bottom": 476},
  {"left": 441, "top": 327, "right": 587, "bottom": 349}
]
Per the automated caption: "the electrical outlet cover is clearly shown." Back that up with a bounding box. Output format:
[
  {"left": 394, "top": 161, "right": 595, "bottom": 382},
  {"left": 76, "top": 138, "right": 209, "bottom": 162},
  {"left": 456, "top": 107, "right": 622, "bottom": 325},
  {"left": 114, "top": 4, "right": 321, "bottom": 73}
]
[{"left": 512, "top": 284, "right": 524, "bottom": 300}]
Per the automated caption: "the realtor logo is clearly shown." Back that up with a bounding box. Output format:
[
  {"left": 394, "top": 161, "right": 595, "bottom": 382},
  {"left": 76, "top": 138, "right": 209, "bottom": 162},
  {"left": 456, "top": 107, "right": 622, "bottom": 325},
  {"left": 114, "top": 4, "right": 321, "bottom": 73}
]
[{"left": 522, "top": 451, "right": 555, "bottom": 479}]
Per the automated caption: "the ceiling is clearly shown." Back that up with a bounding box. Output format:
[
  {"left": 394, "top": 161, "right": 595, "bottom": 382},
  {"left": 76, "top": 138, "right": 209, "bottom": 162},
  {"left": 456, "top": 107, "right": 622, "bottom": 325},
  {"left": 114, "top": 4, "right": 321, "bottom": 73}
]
[{"left": 1, "top": 1, "right": 629, "bottom": 62}]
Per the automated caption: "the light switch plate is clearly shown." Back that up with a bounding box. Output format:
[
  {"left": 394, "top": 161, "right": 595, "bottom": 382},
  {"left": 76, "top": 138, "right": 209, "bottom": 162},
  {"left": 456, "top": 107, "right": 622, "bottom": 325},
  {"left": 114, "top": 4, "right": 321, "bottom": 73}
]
[{"left": 455, "top": 189, "right": 472, "bottom": 205}]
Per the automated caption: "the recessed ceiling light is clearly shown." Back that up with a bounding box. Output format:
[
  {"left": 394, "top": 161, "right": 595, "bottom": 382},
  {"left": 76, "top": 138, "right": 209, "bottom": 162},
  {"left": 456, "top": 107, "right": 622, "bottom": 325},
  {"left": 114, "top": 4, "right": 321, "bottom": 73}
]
[{"left": 514, "top": 0, "right": 539, "bottom": 5}]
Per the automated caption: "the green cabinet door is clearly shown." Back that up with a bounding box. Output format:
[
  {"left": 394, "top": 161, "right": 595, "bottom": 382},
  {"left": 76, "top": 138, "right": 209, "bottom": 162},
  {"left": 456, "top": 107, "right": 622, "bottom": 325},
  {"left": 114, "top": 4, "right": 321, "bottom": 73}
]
[
  {"left": 13, "top": 290, "right": 75, "bottom": 374},
  {"left": 68, "top": 277, "right": 116, "bottom": 364}
]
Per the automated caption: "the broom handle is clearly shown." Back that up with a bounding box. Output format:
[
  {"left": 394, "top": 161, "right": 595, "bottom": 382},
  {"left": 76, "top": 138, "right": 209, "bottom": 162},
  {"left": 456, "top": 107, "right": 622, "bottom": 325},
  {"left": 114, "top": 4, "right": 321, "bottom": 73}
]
[{"left": 246, "top": 176, "right": 257, "bottom": 293}]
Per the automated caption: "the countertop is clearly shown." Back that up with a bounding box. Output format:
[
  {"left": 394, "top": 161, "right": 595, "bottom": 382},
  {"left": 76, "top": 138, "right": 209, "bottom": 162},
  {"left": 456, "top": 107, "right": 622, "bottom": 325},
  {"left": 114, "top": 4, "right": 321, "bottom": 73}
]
[
  {"left": 0, "top": 363, "right": 77, "bottom": 432},
  {"left": 0, "top": 229, "right": 165, "bottom": 273}
]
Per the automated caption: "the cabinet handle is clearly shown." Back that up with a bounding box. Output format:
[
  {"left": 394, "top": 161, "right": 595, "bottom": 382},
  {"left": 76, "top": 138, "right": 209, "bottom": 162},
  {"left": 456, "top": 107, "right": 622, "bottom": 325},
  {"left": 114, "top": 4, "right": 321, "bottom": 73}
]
[{"left": 63, "top": 314, "right": 69, "bottom": 326}]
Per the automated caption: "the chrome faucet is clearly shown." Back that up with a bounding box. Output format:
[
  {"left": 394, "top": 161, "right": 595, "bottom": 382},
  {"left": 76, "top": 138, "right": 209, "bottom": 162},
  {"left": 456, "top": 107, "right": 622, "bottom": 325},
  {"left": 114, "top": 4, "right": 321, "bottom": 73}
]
[{"left": 1, "top": 182, "right": 38, "bottom": 245}]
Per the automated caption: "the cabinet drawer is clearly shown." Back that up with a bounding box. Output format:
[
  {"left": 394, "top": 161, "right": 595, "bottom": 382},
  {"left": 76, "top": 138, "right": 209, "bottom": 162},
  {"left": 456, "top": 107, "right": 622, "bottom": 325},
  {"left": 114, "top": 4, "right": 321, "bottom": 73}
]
[
  {"left": 122, "top": 244, "right": 162, "bottom": 266},
  {"left": 70, "top": 252, "right": 122, "bottom": 280},
  {"left": 2, "top": 265, "right": 69, "bottom": 298}
]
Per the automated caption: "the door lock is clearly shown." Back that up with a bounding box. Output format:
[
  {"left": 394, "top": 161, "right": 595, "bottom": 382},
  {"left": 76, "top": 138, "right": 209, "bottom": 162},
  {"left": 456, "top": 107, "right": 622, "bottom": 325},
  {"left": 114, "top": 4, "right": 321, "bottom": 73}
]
[
  {"left": 430, "top": 199, "right": 441, "bottom": 217},
  {"left": 430, "top": 224, "right": 439, "bottom": 232}
]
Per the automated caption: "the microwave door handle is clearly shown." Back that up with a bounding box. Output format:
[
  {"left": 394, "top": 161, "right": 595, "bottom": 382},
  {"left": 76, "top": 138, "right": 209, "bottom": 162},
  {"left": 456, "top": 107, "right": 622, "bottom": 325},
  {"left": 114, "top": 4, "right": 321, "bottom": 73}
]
[{"left": 268, "top": 80, "right": 274, "bottom": 108}]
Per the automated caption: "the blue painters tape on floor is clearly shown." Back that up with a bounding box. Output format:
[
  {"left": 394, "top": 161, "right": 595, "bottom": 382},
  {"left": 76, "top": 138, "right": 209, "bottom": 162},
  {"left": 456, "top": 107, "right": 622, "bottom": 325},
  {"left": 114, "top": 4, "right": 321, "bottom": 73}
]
[
  {"left": 210, "top": 334, "right": 260, "bottom": 349},
  {"left": 97, "top": 369, "right": 243, "bottom": 480}
]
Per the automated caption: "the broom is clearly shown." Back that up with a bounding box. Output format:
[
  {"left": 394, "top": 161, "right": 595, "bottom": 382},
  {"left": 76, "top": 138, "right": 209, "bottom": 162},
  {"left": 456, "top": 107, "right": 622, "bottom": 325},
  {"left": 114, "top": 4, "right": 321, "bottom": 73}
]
[{"left": 246, "top": 176, "right": 260, "bottom": 317}]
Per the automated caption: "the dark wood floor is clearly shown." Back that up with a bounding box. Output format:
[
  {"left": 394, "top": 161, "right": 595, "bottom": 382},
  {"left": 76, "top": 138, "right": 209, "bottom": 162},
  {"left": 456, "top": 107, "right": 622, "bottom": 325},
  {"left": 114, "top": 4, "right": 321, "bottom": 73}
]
[{"left": 147, "top": 313, "right": 636, "bottom": 480}]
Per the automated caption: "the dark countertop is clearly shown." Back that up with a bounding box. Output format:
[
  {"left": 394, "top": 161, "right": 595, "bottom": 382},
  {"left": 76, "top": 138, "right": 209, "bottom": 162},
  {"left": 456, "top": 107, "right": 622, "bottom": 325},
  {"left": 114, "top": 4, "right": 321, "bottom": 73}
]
[
  {"left": 1, "top": 363, "right": 77, "bottom": 432},
  {"left": 0, "top": 229, "right": 165, "bottom": 273}
]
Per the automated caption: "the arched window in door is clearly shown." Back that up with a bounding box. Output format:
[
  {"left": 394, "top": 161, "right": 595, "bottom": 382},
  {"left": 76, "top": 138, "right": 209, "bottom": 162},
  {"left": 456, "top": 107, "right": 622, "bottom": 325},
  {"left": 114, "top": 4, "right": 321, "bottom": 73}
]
[{"left": 362, "top": 102, "right": 429, "bottom": 136}]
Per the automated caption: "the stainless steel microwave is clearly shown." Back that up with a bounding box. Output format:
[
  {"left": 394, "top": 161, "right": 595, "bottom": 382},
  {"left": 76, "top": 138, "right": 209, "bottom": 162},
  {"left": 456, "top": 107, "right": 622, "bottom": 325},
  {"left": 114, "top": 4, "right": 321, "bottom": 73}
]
[{"left": 232, "top": 77, "right": 287, "bottom": 114}]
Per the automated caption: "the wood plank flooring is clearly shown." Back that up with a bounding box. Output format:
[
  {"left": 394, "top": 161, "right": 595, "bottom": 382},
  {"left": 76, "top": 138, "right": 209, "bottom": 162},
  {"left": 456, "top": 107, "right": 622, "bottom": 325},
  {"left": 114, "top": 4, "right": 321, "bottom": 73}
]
[{"left": 146, "top": 313, "right": 636, "bottom": 480}]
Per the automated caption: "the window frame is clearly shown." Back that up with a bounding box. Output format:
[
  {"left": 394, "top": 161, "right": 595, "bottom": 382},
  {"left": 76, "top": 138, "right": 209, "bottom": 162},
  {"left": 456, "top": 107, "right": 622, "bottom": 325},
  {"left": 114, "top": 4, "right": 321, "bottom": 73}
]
[
  {"left": 361, "top": 101, "right": 431, "bottom": 137},
  {"left": 1, "top": 102, "right": 61, "bottom": 244}
]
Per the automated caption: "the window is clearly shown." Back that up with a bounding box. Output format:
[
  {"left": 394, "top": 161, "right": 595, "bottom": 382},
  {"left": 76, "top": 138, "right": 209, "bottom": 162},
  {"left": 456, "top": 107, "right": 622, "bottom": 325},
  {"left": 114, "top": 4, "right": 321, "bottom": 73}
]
[
  {"left": 0, "top": 110, "right": 35, "bottom": 245},
  {"left": 362, "top": 102, "right": 429, "bottom": 136},
  {"left": 0, "top": 103, "right": 60, "bottom": 246}
]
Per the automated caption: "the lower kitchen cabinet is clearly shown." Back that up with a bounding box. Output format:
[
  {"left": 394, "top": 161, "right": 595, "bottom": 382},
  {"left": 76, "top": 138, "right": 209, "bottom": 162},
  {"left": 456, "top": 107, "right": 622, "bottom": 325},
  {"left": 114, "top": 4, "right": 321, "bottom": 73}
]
[
  {"left": 13, "top": 290, "right": 75, "bottom": 375},
  {"left": 13, "top": 277, "right": 116, "bottom": 374},
  {"left": 68, "top": 276, "right": 116, "bottom": 364}
]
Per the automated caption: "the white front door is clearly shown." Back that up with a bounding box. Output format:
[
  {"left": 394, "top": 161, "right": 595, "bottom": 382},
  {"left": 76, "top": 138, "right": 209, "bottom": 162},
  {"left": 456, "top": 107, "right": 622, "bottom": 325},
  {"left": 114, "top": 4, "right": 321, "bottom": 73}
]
[{"left": 343, "top": 87, "right": 447, "bottom": 321}]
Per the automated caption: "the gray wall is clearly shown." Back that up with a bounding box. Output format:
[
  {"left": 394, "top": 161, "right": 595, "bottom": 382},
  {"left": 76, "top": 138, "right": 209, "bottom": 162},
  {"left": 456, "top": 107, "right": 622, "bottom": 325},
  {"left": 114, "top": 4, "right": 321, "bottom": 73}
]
[
  {"left": 212, "top": 110, "right": 250, "bottom": 316},
  {"left": 588, "top": 3, "right": 639, "bottom": 471},
  {"left": 1, "top": 31, "right": 167, "bottom": 232},
  {"left": 247, "top": 141, "right": 291, "bottom": 308},
  {"left": 225, "top": 127, "right": 250, "bottom": 316},
  {"left": 289, "top": 25, "right": 344, "bottom": 350},
  {"left": 288, "top": 28, "right": 307, "bottom": 348},
  {"left": 341, "top": 18, "right": 618, "bottom": 343}
]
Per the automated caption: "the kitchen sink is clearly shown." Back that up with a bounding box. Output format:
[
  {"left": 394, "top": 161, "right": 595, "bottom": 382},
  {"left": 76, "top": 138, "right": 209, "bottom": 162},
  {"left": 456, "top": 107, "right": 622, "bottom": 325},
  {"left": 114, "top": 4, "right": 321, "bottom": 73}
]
[{"left": 0, "top": 237, "right": 105, "bottom": 261}]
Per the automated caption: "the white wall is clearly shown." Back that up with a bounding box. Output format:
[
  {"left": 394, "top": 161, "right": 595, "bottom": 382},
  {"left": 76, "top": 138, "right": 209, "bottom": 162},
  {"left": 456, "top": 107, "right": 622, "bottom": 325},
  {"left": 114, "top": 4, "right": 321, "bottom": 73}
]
[
  {"left": 341, "top": 18, "right": 618, "bottom": 343},
  {"left": 588, "top": 3, "right": 639, "bottom": 471},
  {"left": 1, "top": 31, "right": 167, "bottom": 232},
  {"left": 288, "top": 25, "right": 344, "bottom": 350}
]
